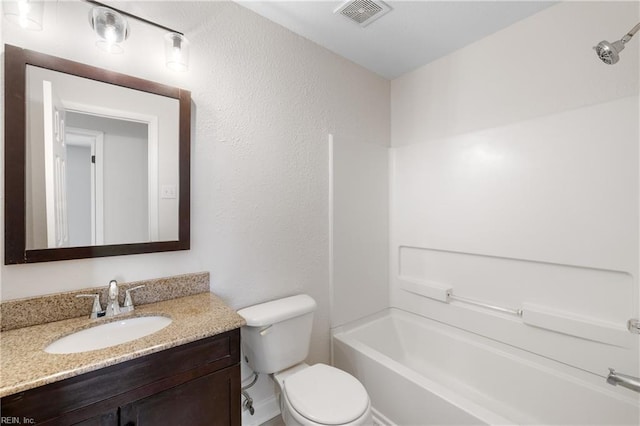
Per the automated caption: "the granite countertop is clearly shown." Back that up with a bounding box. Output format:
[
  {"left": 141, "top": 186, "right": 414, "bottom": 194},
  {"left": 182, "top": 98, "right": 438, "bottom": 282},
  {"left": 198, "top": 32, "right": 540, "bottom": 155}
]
[{"left": 0, "top": 292, "right": 246, "bottom": 398}]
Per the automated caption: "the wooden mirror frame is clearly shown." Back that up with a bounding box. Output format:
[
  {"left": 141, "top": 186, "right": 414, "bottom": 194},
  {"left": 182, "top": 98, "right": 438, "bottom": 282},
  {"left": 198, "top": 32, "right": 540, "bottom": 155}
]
[{"left": 4, "top": 44, "right": 191, "bottom": 264}]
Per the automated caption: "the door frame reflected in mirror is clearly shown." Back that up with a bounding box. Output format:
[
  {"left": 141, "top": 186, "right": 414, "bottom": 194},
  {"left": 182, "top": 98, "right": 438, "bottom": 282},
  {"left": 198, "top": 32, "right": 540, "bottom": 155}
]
[{"left": 4, "top": 44, "right": 191, "bottom": 264}]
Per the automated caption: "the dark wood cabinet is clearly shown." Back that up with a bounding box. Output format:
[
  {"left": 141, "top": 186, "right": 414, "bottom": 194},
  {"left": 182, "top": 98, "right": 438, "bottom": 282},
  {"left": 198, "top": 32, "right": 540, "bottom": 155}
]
[
  {"left": 1, "top": 329, "right": 241, "bottom": 426},
  {"left": 120, "top": 366, "right": 238, "bottom": 426}
]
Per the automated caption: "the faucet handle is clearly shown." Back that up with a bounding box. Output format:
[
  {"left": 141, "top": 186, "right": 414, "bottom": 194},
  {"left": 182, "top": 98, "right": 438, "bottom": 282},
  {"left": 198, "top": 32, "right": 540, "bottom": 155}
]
[
  {"left": 122, "top": 285, "right": 146, "bottom": 313},
  {"left": 76, "top": 294, "right": 104, "bottom": 319}
]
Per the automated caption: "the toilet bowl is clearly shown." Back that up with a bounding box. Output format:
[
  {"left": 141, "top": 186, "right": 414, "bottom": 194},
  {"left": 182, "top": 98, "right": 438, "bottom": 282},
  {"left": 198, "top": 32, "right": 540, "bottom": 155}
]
[
  {"left": 274, "top": 363, "right": 372, "bottom": 426},
  {"left": 237, "top": 295, "right": 372, "bottom": 426}
]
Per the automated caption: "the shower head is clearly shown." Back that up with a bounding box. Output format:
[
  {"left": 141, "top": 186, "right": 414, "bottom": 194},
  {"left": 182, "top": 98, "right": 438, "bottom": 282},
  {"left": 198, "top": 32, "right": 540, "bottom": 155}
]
[
  {"left": 594, "top": 39, "right": 626, "bottom": 65},
  {"left": 594, "top": 22, "right": 640, "bottom": 65}
]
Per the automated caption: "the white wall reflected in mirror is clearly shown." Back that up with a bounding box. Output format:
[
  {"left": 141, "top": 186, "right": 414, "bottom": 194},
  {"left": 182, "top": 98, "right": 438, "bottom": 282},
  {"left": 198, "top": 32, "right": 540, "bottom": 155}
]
[{"left": 25, "top": 65, "right": 179, "bottom": 250}]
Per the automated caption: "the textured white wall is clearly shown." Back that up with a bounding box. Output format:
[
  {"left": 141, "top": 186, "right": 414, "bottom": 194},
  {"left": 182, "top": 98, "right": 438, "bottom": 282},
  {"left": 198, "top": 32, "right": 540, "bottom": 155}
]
[{"left": 0, "top": 1, "right": 390, "bottom": 370}]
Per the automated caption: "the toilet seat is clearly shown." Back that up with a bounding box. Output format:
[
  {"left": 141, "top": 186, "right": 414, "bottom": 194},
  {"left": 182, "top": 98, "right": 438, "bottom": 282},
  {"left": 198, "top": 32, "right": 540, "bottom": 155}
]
[{"left": 283, "top": 364, "right": 369, "bottom": 425}]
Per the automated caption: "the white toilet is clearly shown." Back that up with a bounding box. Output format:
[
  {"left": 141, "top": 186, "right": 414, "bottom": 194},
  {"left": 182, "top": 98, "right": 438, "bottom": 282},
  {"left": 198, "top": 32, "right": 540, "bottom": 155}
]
[{"left": 237, "top": 294, "right": 372, "bottom": 426}]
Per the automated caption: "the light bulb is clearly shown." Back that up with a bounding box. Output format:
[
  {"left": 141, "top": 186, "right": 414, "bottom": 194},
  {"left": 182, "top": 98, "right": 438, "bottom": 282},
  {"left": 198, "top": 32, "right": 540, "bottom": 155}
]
[
  {"left": 90, "top": 7, "right": 128, "bottom": 54},
  {"left": 4, "top": 0, "right": 43, "bottom": 31},
  {"left": 165, "top": 33, "right": 189, "bottom": 72},
  {"left": 104, "top": 26, "right": 117, "bottom": 43},
  {"left": 18, "top": 0, "right": 30, "bottom": 28}
]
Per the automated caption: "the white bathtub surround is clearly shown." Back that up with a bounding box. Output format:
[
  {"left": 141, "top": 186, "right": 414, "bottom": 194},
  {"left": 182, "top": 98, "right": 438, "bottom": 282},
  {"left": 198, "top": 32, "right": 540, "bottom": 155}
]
[
  {"left": 375, "top": 1, "right": 640, "bottom": 424},
  {"left": 390, "top": 95, "right": 639, "bottom": 377},
  {"left": 386, "top": 97, "right": 640, "bottom": 423},
  {"left": 333, "top": 309, "right": 639, "bottom": 425}
]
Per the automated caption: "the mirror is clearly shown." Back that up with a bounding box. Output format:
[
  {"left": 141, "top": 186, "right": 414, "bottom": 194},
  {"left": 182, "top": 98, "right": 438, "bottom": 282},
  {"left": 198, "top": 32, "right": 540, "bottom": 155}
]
[{"left": 4, "top": 45, "right": 191, "bottom": 264}]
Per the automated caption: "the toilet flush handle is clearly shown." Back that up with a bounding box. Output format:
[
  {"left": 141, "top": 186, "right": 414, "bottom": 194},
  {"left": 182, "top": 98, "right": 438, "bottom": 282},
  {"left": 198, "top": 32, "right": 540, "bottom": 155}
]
[{"left": 259, "top": 325, "right": 272, "bottom": 336}]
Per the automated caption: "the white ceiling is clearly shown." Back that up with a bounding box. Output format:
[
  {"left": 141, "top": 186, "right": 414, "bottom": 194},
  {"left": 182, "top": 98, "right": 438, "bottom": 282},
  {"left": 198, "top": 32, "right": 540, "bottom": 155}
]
[{"left": 237, "top": 1, "right": 556, "bottom": 79}]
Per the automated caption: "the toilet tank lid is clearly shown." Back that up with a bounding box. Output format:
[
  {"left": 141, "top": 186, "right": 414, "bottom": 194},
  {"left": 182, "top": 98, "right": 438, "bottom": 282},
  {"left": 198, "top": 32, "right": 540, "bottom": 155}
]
[{"left": 237, "top": 294, "right": 317, "bottom": 327}]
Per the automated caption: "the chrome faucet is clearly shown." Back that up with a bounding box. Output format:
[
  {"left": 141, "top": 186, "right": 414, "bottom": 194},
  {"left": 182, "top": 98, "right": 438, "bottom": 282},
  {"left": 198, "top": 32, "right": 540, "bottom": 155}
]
[
  {"left": 105, "top": 280, "right": 121, "bottom": 317},
  {"left": 78, "top": 280, "right": 146, "bottom": 319}
]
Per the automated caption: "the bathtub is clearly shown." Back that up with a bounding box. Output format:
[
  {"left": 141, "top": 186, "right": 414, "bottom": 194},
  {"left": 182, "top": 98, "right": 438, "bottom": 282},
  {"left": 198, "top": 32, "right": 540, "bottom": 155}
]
[{"left": 332, "top": 308, "right": 639, "bottom": 425}]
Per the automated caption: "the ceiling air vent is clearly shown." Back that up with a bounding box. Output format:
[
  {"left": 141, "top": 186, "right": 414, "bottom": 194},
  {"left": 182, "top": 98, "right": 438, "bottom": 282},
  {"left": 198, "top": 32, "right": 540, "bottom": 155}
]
[{"left": 334, "top": 0, "right": 391, "bottom": 28}]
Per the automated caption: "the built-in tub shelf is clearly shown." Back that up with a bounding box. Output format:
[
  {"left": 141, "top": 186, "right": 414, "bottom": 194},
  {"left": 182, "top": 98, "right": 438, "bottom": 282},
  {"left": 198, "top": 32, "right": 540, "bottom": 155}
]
[{"left": 399, "top": 278, "right": 632, "bottom": 348}]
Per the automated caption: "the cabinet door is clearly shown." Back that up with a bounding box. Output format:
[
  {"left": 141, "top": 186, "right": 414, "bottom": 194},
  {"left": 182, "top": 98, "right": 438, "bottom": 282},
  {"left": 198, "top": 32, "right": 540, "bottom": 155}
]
[{"left": 120, "top": 365, "right": 240, "bottom": 426}]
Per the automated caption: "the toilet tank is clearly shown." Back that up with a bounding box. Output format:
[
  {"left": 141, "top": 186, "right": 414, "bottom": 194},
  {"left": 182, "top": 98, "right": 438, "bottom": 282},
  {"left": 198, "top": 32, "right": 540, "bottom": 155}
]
[{"left": 237, "top": 294, "right": 316, "bottom": 374}]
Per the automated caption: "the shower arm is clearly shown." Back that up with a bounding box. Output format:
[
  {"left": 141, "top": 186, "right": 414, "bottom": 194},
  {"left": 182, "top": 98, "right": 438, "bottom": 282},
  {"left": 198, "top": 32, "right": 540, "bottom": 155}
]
[{"left": 621, "top": 22, "right": 640, "bottom": 44}]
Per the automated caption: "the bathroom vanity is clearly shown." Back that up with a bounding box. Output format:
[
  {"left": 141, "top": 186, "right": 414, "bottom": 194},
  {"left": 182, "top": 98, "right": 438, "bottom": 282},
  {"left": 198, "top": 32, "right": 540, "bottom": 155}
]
[
  {"left": 1, "top": 330, "right": 240, "bottom": 425},
  {"left": 0, "top": 275, "right": 245, "bottom": 426}
]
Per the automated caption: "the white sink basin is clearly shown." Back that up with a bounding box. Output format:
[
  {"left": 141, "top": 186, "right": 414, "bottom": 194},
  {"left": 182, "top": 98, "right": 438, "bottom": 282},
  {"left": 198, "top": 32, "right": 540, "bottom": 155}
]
[{"left": 45, "top": 316, "right": 172, "bottom": 354}]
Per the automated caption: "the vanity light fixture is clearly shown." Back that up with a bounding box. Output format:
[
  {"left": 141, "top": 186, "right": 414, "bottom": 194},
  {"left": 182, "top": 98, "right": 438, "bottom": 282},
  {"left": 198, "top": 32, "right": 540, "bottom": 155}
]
[
  {"left": 89, "top": 6, "right": 129, "bottom": 54},
  {"left": 165, "top": 32, "right": 189, "bottom": 72},
  {"left": 85, "top": 0, "right": 189, "bottom": 71},
  {"left": 3, "top": 0, "right": 44, "bottom": 31}
]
